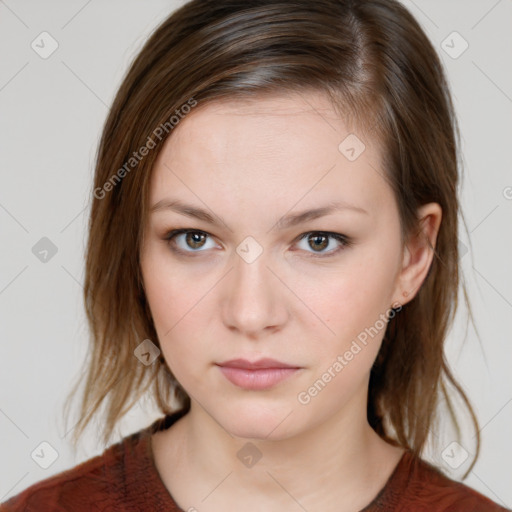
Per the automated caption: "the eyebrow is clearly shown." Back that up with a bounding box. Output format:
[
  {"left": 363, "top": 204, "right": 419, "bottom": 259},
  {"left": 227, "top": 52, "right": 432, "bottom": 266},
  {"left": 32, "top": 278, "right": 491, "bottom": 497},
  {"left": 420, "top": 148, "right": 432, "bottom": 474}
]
[{"left": 150, "top": 198, "right": 368, "bottom": 230}]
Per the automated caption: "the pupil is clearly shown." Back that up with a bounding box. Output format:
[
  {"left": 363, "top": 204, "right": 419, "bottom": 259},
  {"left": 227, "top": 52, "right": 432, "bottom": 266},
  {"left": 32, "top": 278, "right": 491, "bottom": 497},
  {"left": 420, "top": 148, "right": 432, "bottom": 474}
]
[
  {"left": 310, "top": 234, "right": 327, "bottom": 251},
  {"left": 187, "top": 232, "right": 205, "bottom": 249}
]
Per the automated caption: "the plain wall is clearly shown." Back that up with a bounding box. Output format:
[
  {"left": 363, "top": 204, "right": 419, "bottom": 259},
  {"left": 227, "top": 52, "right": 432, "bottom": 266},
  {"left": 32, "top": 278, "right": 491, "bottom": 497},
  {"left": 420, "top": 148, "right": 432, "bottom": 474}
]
[{"left": 0, "top": 0, "right": 511, "bottom": 507}]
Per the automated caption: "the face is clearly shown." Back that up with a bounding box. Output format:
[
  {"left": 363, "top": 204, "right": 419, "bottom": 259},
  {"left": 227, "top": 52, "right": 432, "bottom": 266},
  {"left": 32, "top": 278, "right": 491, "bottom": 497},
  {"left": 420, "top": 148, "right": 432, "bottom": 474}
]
[{"left": 140, "top": 92, "right": 405, "bottom": 440}]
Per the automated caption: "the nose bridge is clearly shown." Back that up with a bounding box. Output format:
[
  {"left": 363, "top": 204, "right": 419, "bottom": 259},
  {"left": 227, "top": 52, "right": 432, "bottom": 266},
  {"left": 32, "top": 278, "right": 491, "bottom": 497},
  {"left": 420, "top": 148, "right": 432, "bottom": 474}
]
[{"left": 222, "top": 238, "right": 287, "bottom": 335}]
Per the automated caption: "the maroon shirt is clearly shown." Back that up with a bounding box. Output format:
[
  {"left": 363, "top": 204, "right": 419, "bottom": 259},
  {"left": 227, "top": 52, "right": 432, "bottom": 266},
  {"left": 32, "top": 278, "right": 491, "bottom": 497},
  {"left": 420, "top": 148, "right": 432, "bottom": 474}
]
[{"left": 1, "top": 411, "right": 509, "bottom": 511}]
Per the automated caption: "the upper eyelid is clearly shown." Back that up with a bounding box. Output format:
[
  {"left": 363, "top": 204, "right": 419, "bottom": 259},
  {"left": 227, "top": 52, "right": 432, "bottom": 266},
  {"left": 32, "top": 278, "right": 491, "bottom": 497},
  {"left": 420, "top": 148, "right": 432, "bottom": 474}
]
[{"left": 166, "top": 228, "right": 344, "bottom": 241}]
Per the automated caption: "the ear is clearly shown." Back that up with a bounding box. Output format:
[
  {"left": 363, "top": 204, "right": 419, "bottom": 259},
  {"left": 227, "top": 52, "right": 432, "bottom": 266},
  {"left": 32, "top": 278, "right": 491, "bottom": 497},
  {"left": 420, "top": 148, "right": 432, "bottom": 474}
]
[{"left": 391, "top": 202, "right": 442, "bottom": 307}]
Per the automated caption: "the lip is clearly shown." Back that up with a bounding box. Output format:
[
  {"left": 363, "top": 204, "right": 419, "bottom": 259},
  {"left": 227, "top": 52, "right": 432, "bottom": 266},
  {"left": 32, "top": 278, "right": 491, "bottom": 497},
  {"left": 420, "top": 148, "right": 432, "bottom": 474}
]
[
  {"left": 217, "top": 358, "right": 298, "bottom": 370},
  {"left": 216, "top": 358, "right": 302, "bottom": 390}
]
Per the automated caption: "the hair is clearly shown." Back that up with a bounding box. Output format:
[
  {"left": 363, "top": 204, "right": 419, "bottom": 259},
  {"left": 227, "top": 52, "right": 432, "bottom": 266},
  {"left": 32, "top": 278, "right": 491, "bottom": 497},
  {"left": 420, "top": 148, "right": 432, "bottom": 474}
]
[{"left": 64, "top": 0, "right": 480, "bottom": 476}]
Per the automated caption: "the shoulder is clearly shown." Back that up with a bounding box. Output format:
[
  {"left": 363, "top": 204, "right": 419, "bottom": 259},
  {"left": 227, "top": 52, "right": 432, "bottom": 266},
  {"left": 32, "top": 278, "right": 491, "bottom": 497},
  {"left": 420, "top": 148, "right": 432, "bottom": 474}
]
[
  {"left": 0, "top": 430, "right": 147, "bottom": 512},
  {"left": 389, "top": 451, "right": 510, "bottom": 511}
]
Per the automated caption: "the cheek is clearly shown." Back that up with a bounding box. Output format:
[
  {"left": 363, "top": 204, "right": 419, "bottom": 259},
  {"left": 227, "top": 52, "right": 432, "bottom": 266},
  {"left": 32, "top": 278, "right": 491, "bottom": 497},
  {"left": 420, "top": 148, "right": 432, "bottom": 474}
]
[
  {"left": 293, "top": 262, "right": 396, "bottom": 413},
  {"left": 140, "top": 250, "right": 195, "bottom": 351},
  {"left": 141, "top": 245, "right": 212, "bottom": 329},
  {"left": 140, "top": 247, "right": 226, "bottom": 387},
  {"left": 303, "top": 255, "right": 397, "bottom": 332},
  {"left": 143, "top": 274, "right": 200, "bottom": 387},
  {"left": 294, "top": 245, "right": 400, "bottom": 367}
]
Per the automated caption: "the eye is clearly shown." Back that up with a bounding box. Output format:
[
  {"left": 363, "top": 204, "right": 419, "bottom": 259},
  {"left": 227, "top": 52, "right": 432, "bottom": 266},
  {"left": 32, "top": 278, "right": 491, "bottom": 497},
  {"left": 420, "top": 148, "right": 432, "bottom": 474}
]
[
  {"left": 294, "top": 231, "right": 351, "bottom": 257},
  {"left": 163, "top": 229, "right": 351, "bottom": 258},
  {"left": 164, "top": 229, "right": 218, "bottom": 254}
]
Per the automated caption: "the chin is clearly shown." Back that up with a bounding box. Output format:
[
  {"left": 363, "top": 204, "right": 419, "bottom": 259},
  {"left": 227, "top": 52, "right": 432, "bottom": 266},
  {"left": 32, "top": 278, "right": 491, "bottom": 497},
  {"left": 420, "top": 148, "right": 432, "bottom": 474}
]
[{"left": 214, "top": 399, "right": 299, "bottom": 441}]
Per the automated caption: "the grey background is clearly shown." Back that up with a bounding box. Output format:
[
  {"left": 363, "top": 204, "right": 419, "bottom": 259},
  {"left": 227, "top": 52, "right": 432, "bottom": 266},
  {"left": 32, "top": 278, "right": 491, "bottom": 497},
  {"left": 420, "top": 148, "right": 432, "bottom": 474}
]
[{"left": 0, "top": 0, "right": 511, "bottom": 507}]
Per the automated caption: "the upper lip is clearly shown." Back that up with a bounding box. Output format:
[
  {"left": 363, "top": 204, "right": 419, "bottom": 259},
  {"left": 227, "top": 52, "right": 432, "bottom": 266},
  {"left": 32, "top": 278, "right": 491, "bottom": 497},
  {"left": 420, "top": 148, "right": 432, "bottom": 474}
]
[{"left": 216, "top": 358, "right": 299, "bottom": 370}]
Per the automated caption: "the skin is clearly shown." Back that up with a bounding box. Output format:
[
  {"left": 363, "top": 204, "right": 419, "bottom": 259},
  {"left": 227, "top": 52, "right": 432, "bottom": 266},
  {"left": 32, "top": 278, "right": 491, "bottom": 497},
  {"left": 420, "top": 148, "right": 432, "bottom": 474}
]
[{"left": 140, "top": 91, "right": 442, "bottom": 512}]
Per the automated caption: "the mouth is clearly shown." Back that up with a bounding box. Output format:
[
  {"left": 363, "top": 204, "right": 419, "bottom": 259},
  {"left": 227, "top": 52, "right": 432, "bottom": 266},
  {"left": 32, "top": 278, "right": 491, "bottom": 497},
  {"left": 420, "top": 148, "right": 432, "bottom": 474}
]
[{"left": 215, "top": 358, "right": 302, "bottom": 390}]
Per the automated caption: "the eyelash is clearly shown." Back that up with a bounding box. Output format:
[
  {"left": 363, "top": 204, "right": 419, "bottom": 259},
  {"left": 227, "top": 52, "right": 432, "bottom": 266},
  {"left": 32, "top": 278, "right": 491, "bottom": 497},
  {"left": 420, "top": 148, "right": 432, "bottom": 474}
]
[{"left": 163, "top": 229, "right": 352, "bottom": 258}]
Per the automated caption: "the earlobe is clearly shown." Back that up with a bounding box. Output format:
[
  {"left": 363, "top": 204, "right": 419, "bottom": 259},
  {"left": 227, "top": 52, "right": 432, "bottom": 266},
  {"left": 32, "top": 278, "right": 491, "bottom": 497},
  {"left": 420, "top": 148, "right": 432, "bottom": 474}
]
[{"left": 392, "top": 202, "right": 442, "bottom": 306}]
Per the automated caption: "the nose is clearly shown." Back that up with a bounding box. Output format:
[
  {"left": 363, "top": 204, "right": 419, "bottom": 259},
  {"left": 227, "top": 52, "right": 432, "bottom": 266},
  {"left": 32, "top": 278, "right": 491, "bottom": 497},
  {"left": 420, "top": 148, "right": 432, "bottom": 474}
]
[{"left": 221, "top": 247, "right": 289, "bottom": 339}]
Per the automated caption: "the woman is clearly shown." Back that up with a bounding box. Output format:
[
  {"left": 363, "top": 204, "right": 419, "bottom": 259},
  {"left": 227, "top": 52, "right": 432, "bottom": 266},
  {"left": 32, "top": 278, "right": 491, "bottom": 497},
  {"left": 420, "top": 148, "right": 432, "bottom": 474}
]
[{"left": 2, "top": 0, "right": 509, "bottom": 510}]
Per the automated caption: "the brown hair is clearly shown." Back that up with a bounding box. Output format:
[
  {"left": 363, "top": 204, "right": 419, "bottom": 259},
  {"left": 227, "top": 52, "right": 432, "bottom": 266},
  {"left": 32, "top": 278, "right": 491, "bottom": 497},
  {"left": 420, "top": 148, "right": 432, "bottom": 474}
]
[{"left": 64, "top": 0, "right": 480, "bottom": 476}]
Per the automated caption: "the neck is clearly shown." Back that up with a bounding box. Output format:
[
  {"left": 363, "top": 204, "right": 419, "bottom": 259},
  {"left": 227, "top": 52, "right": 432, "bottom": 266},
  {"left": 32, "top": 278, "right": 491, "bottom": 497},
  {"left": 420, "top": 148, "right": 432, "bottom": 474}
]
[{"left": 172, "top": 386, "right": 403, "bottom": 509}]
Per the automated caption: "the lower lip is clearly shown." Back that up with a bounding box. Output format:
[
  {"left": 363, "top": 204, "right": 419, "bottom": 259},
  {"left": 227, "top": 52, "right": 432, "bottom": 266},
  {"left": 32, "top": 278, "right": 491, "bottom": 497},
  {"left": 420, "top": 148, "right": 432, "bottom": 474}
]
[{"left": 217, "top": 366, "right": 300, "bottom": 390}]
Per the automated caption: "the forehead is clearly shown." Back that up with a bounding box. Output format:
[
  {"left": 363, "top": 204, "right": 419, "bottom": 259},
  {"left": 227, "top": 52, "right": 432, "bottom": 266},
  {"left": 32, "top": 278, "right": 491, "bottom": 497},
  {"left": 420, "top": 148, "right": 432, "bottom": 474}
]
[
  {"left": 167, "top": 92, "right": 366, "bottom": 162},
  {"left": 149, "top": 92, "right": 391, "bottom": 222}
]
